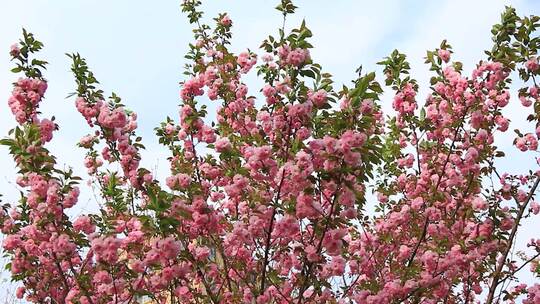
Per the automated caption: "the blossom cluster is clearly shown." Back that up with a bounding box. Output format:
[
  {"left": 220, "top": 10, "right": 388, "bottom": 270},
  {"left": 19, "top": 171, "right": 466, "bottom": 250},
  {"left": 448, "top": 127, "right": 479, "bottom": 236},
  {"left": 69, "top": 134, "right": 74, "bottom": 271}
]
[{"left": 2, "top": 2, "right": 540, "bottom": 304}]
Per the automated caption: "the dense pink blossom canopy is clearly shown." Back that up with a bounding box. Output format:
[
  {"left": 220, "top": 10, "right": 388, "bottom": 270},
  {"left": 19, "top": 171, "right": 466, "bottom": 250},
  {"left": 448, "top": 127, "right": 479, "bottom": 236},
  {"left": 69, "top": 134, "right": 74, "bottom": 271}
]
[{"left": 1, "top": 1, "right": 540, "bottom": 303}]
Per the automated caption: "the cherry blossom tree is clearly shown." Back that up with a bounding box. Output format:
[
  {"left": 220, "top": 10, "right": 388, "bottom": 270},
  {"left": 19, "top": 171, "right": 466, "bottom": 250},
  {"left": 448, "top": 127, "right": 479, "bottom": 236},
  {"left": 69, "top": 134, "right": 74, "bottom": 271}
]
[{"left": 2, "top": 1, "right": 540, "bottom": 303}]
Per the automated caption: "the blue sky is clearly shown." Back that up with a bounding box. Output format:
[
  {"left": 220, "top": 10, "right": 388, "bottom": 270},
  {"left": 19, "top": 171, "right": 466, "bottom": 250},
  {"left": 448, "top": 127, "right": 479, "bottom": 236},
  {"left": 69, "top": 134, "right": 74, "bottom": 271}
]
[{"left": 1, "top": 0, "right": 540, "bottom": 301}]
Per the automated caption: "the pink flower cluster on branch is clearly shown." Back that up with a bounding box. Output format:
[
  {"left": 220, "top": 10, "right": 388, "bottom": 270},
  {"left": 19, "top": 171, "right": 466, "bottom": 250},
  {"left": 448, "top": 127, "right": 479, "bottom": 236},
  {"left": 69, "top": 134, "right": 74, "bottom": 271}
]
[{"left": 2, "top": 2, "right": 540, "bottom": 304}]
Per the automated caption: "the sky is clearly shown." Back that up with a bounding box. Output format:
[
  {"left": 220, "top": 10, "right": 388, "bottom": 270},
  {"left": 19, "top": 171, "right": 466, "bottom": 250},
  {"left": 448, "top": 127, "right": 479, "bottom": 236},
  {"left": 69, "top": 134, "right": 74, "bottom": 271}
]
[{"left": 1, "top": 0, "right": 540, "bottom": 301}]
